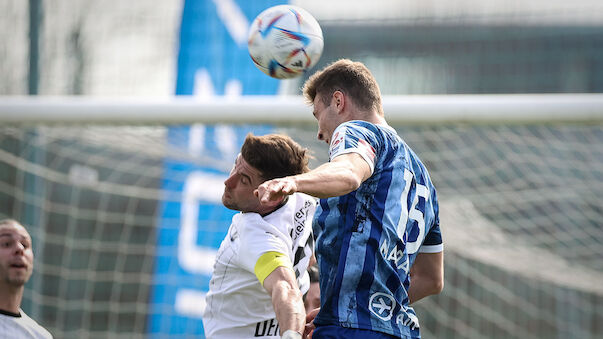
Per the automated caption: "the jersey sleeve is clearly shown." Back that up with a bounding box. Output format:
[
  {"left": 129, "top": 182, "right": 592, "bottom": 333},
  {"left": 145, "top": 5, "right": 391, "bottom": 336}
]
[
  {"left": 329, "top": 122, "right": 378, "bottom": 174},
  {"left": 419, "top": 221, "right": 443, "bottom": 253},
  {"left": 236, "top": 213, "right": 293, "bottom": 282},
  {"left": 419, "top": 185, "right": 443, "bottom": 253}
]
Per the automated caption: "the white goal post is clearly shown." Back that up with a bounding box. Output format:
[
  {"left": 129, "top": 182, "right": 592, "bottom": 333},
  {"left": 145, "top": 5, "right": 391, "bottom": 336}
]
[{"left": 1, "top": 94, "right": 602, "bottom": 124}]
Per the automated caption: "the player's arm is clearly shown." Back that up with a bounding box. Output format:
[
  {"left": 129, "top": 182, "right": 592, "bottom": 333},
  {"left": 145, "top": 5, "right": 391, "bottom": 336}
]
[
  {"left": 408, "top": 251, "right": 444, "bottom": 304},
  {"left": 256, "top": 152, "right": 371, "bottom": 202},
  {"left": 256, "top": 252, "right": 305, "bottom": 338}
]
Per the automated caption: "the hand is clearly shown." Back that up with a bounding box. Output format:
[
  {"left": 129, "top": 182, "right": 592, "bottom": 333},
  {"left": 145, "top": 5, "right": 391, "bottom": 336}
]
[
  {"left": 255, "top": 177, "right": 297, "bottom": 205},
  {"left": 303, "top": 308, "right": 320, "bottom": 339}
]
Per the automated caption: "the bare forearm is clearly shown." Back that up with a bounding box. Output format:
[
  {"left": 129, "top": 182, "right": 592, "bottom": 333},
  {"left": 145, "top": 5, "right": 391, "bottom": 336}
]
[
  {"left": 408, "top": 275, "right": 441, "bottom": 304},
  {"left": 292, "top": 161, "right": 361, "bottom": 198},
  {"left": 408, "top": 251, "right": 444, "bottom": 304},
  {"left": 271, "top": 281, "right": 305, "bottom": 335},
  {"left": 256, "top": 153, "right": 370, "bottom": 205}
]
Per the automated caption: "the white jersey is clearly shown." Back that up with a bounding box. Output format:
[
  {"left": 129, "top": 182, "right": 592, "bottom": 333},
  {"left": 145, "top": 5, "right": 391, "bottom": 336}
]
[
  {"left": 0, "top": 309, "right": 53, "bottom": 339},
  {"left": 203, "top": 193, "right": 316, "bottom": 339}
]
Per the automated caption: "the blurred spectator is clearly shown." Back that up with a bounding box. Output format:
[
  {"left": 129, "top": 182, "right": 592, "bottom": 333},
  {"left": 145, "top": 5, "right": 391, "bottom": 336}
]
[{"left": 0, "top": 219, "right": 53, "bottom": 339}]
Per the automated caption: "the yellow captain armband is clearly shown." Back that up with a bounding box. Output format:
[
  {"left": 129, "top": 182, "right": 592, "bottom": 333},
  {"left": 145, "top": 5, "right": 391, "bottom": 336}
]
[{"left": 254, "top": 251, "right": 292, "bottom": 286}]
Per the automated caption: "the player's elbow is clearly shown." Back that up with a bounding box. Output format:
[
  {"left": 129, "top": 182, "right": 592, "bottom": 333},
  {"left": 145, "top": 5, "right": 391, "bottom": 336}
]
[
  {"left": 427, "top": 275, "right": 444, "bottom": 296},
  {"left": 414, "top": 273, "right": 444, "bottom": 298},
  {"left": 342, "top": 172, "right": 362, "bottom": 192},
  {"left": 340, "top": 164, "right": 364, "bottom": 192},
  {"left": 432, "top": 277, "right": 444, "bottom": 295}
]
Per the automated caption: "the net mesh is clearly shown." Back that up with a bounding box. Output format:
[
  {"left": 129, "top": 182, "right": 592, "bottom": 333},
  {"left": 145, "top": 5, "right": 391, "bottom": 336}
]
[
  {"left": 2, "top": 0, "right": 603, "bottom": 338},
  {"left": 1, "top": 120, "right": 602, "bottom": 339}
]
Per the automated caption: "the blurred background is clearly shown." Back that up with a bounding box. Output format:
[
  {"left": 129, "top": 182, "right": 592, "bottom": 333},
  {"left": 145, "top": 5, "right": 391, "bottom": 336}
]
[{"left": 1, "top": 0, "right": 602, "bottom": 338}]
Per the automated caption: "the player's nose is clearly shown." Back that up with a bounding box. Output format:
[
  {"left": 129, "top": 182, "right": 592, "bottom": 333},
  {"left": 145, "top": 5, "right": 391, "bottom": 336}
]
[
  {"left": 224, "top": 174, "right": 236, "bottom": 188},
  {"left": 14, "top": 242, "right": 25, "bottom": 254}
]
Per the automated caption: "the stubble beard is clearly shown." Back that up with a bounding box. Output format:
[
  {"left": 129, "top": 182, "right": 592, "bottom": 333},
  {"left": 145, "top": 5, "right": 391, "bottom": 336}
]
[{"left": 1, "top": 268, "right": 31, "bottom": 288}]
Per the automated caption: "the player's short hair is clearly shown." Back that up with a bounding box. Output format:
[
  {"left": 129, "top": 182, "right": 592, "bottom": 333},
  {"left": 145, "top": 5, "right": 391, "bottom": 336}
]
[
  {"left": 0, "top": 218, "right": 23, "bottom": 228},
  {"left": 241, "top": 133, "right": 311, "bottom": 181},
  {"left": 302, "top": 58, "right": 383, "bottom": 116}
]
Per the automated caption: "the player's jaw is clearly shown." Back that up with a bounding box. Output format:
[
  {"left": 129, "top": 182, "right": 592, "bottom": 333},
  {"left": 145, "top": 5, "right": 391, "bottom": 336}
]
[
  {"left": 1, "top": 260, "right": 32, "bottom": 287},
  {"left": 221, "top": 189, "right": 239, "bottom": 211},
  {"left": 222, "top": 187, "right": 261, "bottom": 213},
  {"left": 8, "top": 262, "right": 32, "bottom": 285}
]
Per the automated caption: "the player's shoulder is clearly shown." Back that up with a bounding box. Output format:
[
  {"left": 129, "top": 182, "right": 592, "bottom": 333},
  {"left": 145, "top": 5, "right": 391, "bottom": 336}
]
[
  {"left": 238, "top": 209, "right": 288, "bottom": 238},
  {"left": 289, "top": 192, "right": 318, "bottom": 208},
  {"left": 7, "top": 310, "right": 54, "bottom": 338},
  {"left": 331, "top": 120, "right": 382, "bottom": 149},
  {"left": 338, "top": 119, "right": 376, "bottom": 132},
  {"left": 339, "top": 120, "right": 399, "bottom": 143}
]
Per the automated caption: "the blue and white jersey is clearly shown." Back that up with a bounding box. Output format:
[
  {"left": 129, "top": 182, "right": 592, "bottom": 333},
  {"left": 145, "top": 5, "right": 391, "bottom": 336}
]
[{"left": 313, "top": 120, "right": 442, "bottom": 338}]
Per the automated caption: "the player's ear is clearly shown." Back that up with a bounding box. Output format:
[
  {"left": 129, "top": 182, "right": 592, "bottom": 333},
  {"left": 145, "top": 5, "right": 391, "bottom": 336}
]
[{"left": 332, "top": 90, "right": 345, "bottom": 113}]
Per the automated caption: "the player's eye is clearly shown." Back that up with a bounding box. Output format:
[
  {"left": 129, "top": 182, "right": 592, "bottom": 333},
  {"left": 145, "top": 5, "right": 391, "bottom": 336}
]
[{"left": 1, "top": 240, "right": 13, "bottom": 248}]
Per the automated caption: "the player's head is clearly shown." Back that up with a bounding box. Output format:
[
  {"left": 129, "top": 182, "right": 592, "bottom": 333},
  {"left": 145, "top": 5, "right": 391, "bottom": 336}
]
[
  {"left": 0, "top": 219, "right": 34, "bottom": 288},
  {"left": 303, "top": 59, "right": 383, "bottom": 144},
  {"left": 222, "top": 133, "right": 310, "bottom": 213},
  {"left": 303, "top": 263, "right": 320, "bottom": 313}
]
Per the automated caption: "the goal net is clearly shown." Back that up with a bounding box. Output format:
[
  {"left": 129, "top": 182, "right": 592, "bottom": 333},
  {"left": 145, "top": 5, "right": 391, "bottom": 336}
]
[{"left": 1, "top": 95, "right": 602, "bottom": 339}]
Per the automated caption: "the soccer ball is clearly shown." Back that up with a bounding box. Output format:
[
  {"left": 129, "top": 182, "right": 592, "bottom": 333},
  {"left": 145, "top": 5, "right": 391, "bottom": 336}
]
[{"left": 248, "top": 5, "right": 324, "bottom": 79}]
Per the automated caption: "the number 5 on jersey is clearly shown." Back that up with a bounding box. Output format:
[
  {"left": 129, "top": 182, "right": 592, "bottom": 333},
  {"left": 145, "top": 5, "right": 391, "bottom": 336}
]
[{"left": 397, "top": 168, "right": 430, "bottom": 254}]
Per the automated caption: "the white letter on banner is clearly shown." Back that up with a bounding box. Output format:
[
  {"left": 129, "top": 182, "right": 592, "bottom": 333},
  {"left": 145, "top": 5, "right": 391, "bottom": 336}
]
[
  {"left": 175, "top": 289, "right": 207, "bottom": 319},
  {"left": 211, "top": 0, "right": 249, "bottom": 46},
  {"left": 189, "top": 124, "right": 206, "bottom": 156},
  {"left": 215, "top": 125, "right": 237, "bottom": 161},
  {"left": 178, "top": 171, "right": 225, "bottom": 275}
]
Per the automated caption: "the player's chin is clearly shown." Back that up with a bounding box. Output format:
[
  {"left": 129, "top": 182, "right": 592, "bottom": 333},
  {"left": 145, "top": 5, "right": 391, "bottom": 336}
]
[
  {"left": 221, "top": 196, "right": 232, "bottom": 208},
  {"left": 222, "top": 197, "right": 240, "bottom": 211},
  {"left": 8, "top": 275, "right": 29, "bottom": 286}
]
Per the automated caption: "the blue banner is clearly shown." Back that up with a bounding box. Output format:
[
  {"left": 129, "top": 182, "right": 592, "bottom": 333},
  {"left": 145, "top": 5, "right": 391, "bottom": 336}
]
[{"left": 148, "top": 0, "right": 286, "bottom": 337}]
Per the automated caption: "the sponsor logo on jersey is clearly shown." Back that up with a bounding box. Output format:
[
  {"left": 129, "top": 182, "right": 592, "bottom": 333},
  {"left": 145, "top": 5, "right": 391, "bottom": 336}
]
[
  {"left": 329, "top": 130, "right": 345, "bottom": 159},
  {"left": 368, "top": 292, "right": 396, "bottom": 321},
  {"left": 396, "top": 309, "right": 420, "bottom": 330},
  {"left": 254, "top": 318, "right": 280, "bottom": 337},
  {"left": 291, "top": 200, "right": 313, "bottom": 242}
]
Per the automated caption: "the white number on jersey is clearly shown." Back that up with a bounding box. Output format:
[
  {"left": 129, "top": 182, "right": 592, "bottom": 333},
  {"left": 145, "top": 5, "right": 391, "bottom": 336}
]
[{"left": 397, "top": 168, "right": 430, "bottom": 254}]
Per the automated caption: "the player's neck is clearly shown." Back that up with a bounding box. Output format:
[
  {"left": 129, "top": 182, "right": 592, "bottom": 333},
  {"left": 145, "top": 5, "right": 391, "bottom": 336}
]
[
  {"left": 0, "top": 284, "right": 23, "bottom": 314},
  {"left": 349, "top": 108, "right": 386, "bottom": 126},
  {"left": 365, "top": 111, "right": 387, "bottom": 125},
  {"left": 259, "top": 196, "right": 289, "bottom": 217}
]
